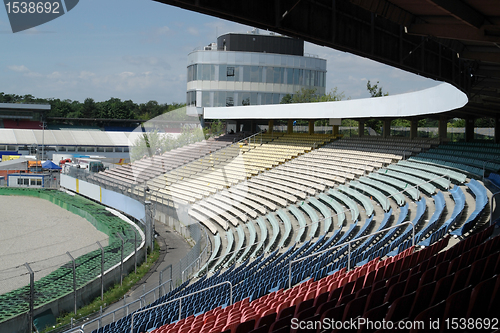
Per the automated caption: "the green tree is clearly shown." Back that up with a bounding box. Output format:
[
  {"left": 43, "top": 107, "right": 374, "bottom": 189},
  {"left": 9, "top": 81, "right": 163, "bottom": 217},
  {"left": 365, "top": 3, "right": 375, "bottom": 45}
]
[
  {"left": 81, "top": 98, "right": 96, "bottom": 118},
  {"left": 365, "top": 80, "right": 389, "bottom": 134},
  {"left": 367, "top": 80, "right": 389, "bottom": 98}
]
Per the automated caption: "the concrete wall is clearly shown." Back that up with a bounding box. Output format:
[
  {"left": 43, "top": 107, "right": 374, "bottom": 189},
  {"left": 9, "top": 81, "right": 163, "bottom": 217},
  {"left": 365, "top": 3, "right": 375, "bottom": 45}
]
[{"left": 61, "top": 174, "right": 145, "bottom": 221}]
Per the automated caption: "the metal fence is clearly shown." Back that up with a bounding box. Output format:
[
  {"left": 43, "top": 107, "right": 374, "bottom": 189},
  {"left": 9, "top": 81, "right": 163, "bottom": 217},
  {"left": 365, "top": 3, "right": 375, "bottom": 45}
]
[{"left": 0, "top": 188, "right": 144, "bottom": 333}]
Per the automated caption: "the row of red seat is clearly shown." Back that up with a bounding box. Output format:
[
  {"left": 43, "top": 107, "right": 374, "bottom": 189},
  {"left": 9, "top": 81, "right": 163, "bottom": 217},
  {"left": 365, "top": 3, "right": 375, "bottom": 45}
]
[
  {"left": 149, "top": 235, "right": 444, "bottom": 333},
  {"left": 149, "top": 225, "right": 498, "bottom": 333}
]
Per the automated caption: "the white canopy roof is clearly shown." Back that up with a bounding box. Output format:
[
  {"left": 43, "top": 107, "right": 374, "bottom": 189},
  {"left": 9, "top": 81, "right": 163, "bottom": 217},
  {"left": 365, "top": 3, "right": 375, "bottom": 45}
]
[{"left": 204, "top": 83, "right": 468, "bottom": 120}]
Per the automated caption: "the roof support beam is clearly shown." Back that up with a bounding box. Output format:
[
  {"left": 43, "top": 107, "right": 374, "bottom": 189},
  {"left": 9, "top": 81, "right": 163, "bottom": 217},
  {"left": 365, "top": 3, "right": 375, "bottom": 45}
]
[
  {"left": 462, "top": 50, "right": 500, "bottom": 64},
  {"left": 426, "top": 0, "right": 485, "bottom": 29},
  {"left": 408, "top": 24, "right": 500, "bottom": 43}
]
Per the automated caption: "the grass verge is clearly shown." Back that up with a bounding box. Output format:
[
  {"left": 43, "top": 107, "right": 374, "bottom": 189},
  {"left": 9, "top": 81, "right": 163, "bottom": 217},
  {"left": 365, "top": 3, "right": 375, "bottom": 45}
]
[{"left": 42, "top": 241, "right": 160, "bottom": 333}]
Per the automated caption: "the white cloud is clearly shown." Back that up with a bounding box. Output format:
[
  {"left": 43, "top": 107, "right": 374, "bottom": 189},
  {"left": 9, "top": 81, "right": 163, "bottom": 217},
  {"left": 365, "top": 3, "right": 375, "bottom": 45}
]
[
  {"left": 8, "top": 65, "right": 29, "bottom": 72},
  {"left": 47, "top": 71, "right": 62, "bottom": 79},
  {"left": 24, "top": 71, "right": 43, "bottom": 78},
  {"left": 78, "top": 71, "right": 96, "bottom": 79},
  {"left": 156, "top": 26, "right": 171, "bottom": 36},
  {"left": 123, "top": 56, "right": 172, "bottom": 70},
  {"left": 187, "top": 27, "right": 199, "bottom": 36}
]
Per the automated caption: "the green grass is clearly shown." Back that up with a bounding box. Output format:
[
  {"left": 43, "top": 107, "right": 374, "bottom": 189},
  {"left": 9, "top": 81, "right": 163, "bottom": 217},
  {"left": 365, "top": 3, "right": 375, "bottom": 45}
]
[{"left": 41, "top": 241, "right": 160, "bottom": 333}]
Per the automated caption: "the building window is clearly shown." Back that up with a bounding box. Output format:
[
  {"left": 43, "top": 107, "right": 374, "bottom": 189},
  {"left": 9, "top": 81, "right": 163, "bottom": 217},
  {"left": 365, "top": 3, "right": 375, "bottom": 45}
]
[
  {"left": 97, "top": 147, "right": 104, "bottom": 152},
  {"left": 124, "top": 147, "right": 129, "bottom": 152},
  {"left": 77, "top": 147, "right": 85, "bottom": 152},
  {"left": 226, "top": 96, "right": 234, "bottom": 107},
  {"left": 115, "top": 147, "right": 123, "bottom": 152},
  {"left": 17, "top": 178, "right": 22, "bottom": 185},
  {"left": 105, "top": 147, "right": 114, "bottom": 152},
  {"left": 227, "top": 66, "right": 235, "bottom": 77},
  {"left": 24, "top": 178, "right": 29, "bottom": 185}
]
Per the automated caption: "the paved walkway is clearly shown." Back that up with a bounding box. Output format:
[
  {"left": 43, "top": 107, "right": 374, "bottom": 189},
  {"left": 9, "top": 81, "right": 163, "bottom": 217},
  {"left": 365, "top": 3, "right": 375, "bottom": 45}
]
[{"left": 79, "top": 222, "right": 191, "bottom": 332}]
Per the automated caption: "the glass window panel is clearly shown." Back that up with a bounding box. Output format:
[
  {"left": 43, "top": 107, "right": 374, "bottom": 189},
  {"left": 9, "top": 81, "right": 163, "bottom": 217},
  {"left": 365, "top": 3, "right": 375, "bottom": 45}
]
[
  {"left": 250, "top": 66, "right": 259, "bottom": 82},
  {"left": 226, "top": 95, "right": 234, "bottom": 107},
  {"left": 240, "top": 92, "right": 251, "bottom": 106},
  {"left": 124, "top": 147, "right": 129, "bottom": 152},
  {"left": 305, "top": 70, "right": 311, "bottom": 86},
  {"left": 251, "top": 92, "right": 258, "bottom": 105},
  {"left": 243, "top": 66, "right": 251, "bottom": 82},
  {"left": 286, "top": 68, "right": 293, "bottom": 85},
  {"left": 266, "top": 67, "right": 274, "bottom": 84},
  {"left": 219, "top": 64, "right": 227, "bottom": 82},
  {"left": 210, "top": 65, "right": 216, "bottom": 81},
  {"left": 265, "top": 93, "right": 273, "bottom": 105},
  {"left": 218, "top": 91, "right": 226, "bottom": 107},
  {"left": 272, "top": 93, "right": 280, "bottom": 104},
  {"left": 273, "top": 67, "right": 281, "bottom": 84},
  {"left": 202, "top": 91, "right": 211, "bottom": 107},
  {"left": 234, "top": 66, "right": 240, "bottom": 81},
  {"left": 105, "top": 147, "right": 113, "bottom": 152}
]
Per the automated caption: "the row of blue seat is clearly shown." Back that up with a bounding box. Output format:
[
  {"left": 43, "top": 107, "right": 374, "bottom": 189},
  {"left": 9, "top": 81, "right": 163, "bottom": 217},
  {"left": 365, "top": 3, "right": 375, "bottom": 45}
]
[{"left": 450, "top": 179, "right": 488, "bottom": 237}]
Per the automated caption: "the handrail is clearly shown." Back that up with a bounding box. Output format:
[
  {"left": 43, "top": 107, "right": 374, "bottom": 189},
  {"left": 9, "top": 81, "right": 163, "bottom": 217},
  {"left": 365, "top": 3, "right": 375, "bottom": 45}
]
[
  {"left": 130, "top": 281, "right": 232, "bottom": 332},
  {"left": 288, "top": 220, "right": 415, "bottom": 289},
  {"left": 140, "top": 279, "right": 173, "bottom": 305},
  {"left": 295, "top": 208, "right": 353, "bottom": 230},
  {"left": 81, "top": 298, "right": 142, "bottom": 331},
  {"left": 491, "top": 191, "right": 500, "bottom": 227},
  {"left": 199, "top": 240, "right": 266, "bottom": 275},
  {"left": 414, "top": 174, "right": 451, "bottom": 198},
  {"left": 483, "top": 159, "right": 498, "bottom": 181}
]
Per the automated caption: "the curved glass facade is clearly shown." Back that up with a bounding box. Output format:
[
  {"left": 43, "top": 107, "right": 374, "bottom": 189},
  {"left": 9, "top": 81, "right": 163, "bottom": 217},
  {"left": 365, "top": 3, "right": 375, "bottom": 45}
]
[
  {"left": 187, "top": 64, "right": 325, "bottom": 87},
  {"left": 186, "top": 49, "right": 327, "bottom": 108}
]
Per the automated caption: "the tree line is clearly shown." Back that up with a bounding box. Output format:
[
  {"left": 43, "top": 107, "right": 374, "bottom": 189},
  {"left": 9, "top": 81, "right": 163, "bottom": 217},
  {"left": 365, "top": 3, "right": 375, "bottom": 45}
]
[{"left": 0, "top": 92, "right": 185, "bottom": 121}]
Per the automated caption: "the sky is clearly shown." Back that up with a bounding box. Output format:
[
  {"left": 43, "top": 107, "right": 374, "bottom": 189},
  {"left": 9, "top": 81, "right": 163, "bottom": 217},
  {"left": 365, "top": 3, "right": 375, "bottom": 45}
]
[{"left": 0, "top": 0, "right": 438, "bottom": 105}]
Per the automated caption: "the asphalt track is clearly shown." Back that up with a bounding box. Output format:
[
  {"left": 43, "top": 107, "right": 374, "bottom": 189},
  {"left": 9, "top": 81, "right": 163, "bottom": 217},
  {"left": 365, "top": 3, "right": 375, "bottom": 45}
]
[{"left": 0, "top": 195, "right": 109, "bottom": 294}]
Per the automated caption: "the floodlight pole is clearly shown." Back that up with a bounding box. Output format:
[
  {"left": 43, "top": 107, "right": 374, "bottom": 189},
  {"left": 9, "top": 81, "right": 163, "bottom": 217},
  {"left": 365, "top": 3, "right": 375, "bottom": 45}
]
[
  {"left": 97, "top": 241, "right": 104, "bottom": 300},
  {"left": 24, "top": 263, "right": 34, "bottom": 332},
  {"left": 66, "top": 251, "right": 77, "bottom": 315}
]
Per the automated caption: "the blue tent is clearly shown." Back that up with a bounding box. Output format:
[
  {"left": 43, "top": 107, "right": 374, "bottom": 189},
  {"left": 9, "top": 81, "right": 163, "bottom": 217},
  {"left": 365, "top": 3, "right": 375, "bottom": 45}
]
[{"left": 42, "top": 160, "right": 62, "bottom": 170}]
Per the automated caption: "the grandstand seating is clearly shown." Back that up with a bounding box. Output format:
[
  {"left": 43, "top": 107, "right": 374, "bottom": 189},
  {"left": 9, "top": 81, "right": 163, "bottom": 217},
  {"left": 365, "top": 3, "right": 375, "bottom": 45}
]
[
  {"left": 409, "top": 141, "right": 500, "bottom": 177},
  {"left": 139, "top": 226, "right": 499, "bottom": 333},
  {"left": 79, "top": 135, "right": 498, "bottom": 333},
  {"left": 2, "top": 119, "right": 43, "bottom": 129}
]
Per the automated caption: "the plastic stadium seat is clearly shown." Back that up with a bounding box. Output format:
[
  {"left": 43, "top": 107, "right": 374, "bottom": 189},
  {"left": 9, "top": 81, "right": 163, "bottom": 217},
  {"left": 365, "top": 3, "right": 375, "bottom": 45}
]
[
  {"left": 466, "top": 275, "right": 498, "bottom": 319},
  {"left": 383, "top": 281, "right": 406, "bottom": 304},
  {"left": 430, "top": 275, "right": 453, "bottom": 306},
  {"left": 384, "top": 292, "right": 416, "bottom": 322},
  {"left": 409, "top": 300, "right": 445, "bottom": 333},
  {"left": 342, "top": 295, "right": 368, "bottom": 321},
  {"left": 448, "top": 266, "right": 471, "bottom": 295},
  {"left": 269, "top": 314, "right": 292, "bottom": 332},
  {"left": 442, "top": 286, "right": 473, "bottom": 322},
  {"left": 363, "top": 286, "right": 387, "bottom": 313},
  {"left": 408, "top": 281, "right": 436, "bottom": 320},
  {"left": 248, "top": 327, "right": 268, "bottom": 333},
  {"left": 358, "top": 303, "right": 390, "bottom": 333},
  {"left": 256, "top": 312, "right": 276, "bottom": 329}
]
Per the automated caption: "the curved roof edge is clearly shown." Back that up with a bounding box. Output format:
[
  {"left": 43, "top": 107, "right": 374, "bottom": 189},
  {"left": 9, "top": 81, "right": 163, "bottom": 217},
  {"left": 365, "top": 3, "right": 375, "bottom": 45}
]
[{"left": 204, "top": 83, "right": 468, "bottom": 120}]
